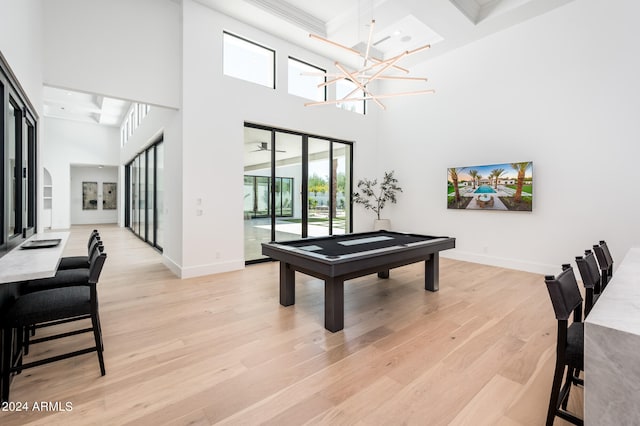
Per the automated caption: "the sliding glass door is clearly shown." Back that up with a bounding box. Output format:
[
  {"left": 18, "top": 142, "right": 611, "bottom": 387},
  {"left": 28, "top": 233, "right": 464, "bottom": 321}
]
[
  {"left": 125, "top": 138, "right": 164, "bottom": 251},
  {"left": 243, "top": 123, "right": 353, "bottom": 263},
  {"left": 1, "top": 57, "right": 38, "bottom": 256}
]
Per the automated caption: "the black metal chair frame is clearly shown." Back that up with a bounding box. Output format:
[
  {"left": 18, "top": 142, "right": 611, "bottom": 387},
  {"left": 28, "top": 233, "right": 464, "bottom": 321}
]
[
  {"left": 1, "top": 251, "right": 107, "bottom": 403},
  {"left": 544, "top": 265, "right": 584, "bottom": 426}
]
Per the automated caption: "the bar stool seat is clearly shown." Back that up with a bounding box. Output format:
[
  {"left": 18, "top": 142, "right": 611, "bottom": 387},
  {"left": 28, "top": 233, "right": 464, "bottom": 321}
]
[
  {"left": 57, "top": 229, "right": 100, "bottom": 271},
  {"left": 58, "top": 229, "right": 101, "bottom": 271},
  {"left": 21, "top": 241, "right": 103, "bottom": 294}
]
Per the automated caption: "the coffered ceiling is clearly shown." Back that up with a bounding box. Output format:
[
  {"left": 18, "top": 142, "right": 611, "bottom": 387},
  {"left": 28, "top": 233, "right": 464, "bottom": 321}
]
[
  {"left": 196, "top": 0, "right": 575, "bottom": 67},
  {"left": 43, "top": 86, "right": 131, "bottom": 128}
]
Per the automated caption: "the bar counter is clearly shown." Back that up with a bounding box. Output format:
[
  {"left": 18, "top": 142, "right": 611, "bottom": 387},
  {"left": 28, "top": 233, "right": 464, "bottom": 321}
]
[{"left": 585, "top": 247, "right": 640, "bottom": 425}]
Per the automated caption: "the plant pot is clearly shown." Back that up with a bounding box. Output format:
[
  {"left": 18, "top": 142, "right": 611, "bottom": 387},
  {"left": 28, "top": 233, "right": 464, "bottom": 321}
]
[{"left": 373, "top": 219, "right": 391, "bottom": 231}]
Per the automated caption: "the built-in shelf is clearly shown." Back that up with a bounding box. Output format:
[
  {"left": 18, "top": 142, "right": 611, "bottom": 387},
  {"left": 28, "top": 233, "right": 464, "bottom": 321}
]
[{"left": 43, "top": 170, "right": 53, "bottom": 228}]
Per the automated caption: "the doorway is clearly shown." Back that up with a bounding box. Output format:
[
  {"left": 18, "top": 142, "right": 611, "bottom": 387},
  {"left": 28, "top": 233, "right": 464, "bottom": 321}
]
[{"left": 243, "top": 123, "right": 353, "bottom": 262}]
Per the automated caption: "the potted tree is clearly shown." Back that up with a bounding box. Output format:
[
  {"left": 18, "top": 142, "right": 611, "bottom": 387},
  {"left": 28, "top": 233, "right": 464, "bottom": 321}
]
[{"left": 353, "top": 170, "right": 403, "bottom": 230}]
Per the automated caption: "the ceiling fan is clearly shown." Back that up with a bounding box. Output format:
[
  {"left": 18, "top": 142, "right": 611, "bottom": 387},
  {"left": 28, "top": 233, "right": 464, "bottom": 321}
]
[{"left": 251, "top": 142, "right": 285, "bottom": 153}]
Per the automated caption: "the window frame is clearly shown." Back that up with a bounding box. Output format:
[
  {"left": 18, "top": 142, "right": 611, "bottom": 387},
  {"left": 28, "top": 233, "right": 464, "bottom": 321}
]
[
  {"left": 287, "top": 56, "right": 327, "bottom": 102},
  {"left": 223, "top": 31, "right": 276, "bottom": 89}
]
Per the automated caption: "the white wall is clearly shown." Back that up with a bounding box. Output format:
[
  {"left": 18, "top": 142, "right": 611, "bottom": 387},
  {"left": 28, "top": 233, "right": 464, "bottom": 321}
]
[
  {"left": 179, "top": 0, "right": 381, "bottom": 277},
  {"left": 41, "top": 0, "right": 185, "bottom": 270},
  {"left": 42, "top": 0, "right": 181, "bottom": 109},
  {"left": 0, "top": 0, "right": 43, "bottom": 114},
  {"left": 70, "top": 166, "right": 118, "bottom": 224},
  {"left": 42, "top": 118, "right": 120, "bottom": 229},
  {"left": 119, "top": 106, "right": 183, "bottom": 268},
  {"left": 1, "top": 0, "right": 45, "bottom": 231},
  {"left": 378, "top": 0, "right": 640, "bottom": 274}
]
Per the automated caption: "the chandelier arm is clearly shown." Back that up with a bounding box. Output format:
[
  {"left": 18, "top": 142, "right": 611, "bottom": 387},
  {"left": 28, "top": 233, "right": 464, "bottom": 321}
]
[
  {"left": 368, "top": 56, "right": 409, "bottom": 74},
  {"left": 334, "top": 62, "right": 386, "bottom": 110},
  {"left": 318, "top": 75, "right": 347, "bottom": 89},
  {"left": 363, "top": 44, "right": 430, "bottom": 75},
  {"left": 309, "top": 33, "right": 361, "bottom": 56},
  {"left": 363, "top": 19, "right": 375, "bottom": 68},
  {"left": 304, "top": 89, "right": 435, "bottom": 106},
  {"left": 365, "top": 51, "right": 409, "bottom": 85},
  {"left": 301, "top": 72, "right": 344, "bottom": 77},
  {"left": 406, "top": 44, "right": 431, "bottom": 56},
  {"left": 309, "top": 32, "right": 410, "bottom": 74},
  {"left": 340, "top": 86, "right": 361, "bottom": 101},
  {"left": 350, "top": 51, "right": 413, "bottom": 80},
  {"left": 376, "top": 75, "right": 428, "bottom": 81}
]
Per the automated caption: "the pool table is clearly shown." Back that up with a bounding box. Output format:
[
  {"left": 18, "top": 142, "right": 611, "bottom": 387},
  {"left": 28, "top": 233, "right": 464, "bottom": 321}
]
[{"left": 262, "top": 230, "right": 456, "bottom": 332}]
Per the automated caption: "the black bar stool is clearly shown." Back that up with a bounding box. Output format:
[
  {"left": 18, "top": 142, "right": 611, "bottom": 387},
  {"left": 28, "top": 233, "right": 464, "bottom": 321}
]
[
  {"left": 1, "top": 250, "right": 107, "bottom": 403},
  {"left": 544, "top": 265, "right": 584, "bottom": 426}
]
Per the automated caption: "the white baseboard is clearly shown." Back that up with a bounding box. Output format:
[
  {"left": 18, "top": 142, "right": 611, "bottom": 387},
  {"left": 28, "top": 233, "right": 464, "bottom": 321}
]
[
  {"left": 441, "top": 250, "right": 556, "bottom": 275},
  {"left": 162, "top": 256, "right": 245, "bottom": 279}
]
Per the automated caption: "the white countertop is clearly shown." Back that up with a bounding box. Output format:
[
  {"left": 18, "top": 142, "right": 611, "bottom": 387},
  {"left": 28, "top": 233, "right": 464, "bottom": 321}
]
[
  {"left": 0, "top": 232, "right": 70, "bottom": 284},
  {"left": 585, "top": 247, "right": 640, "bottom": 336},
  {"left": 584, "top": 246, "right": 640, "bottom": 425}
]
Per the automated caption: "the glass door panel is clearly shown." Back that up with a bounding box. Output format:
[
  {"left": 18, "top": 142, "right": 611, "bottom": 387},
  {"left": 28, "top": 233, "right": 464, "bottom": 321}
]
[
  {"left": 307, "top": 138, "right": 330, "bottom": 237},
  {"left": 156, "top": 142, "right": 164, "bottom": 249},
  {"left": 255, "top": 176, "right": 270, "bottom": 217},
  {"left": 132, "top": 156, "right": 139, "bottom": 236},
  {"left": 332, "top": 142, "right": 351, "bottom": 234},
  {"left": 274, "top": 131, "right": 302, "bottom": 242},
  {"left": 147, "top": 146, "right": 155, "bottom": 246},
  {"left": 280, "top": 177, "right": 293, "bottom": 216},
  {"left": 139, "top": 151, "right": 146, "bottom": 241},
  {"left": 7, "top": 102, "right": 17, "bottom": 237},
  {"left": 243, "top": 176, "right": 254, "bottom": 218},
  {"left": 243, "top": 127, "right": 273, "bottom": 261}
]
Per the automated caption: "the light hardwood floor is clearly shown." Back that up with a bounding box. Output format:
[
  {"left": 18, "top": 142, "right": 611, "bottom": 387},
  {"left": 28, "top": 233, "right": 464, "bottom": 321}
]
[{"left": 2, "top": 225, "right": 582, "bottom": 425}]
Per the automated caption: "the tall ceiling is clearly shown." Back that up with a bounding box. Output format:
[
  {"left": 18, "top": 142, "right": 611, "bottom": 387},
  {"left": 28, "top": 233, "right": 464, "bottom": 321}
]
[
  {"left": 196, "top": 0, "right": 575, "bottom": 67},
  {"left": 43, "top": 0, "right": 574, "bottom": 127}
]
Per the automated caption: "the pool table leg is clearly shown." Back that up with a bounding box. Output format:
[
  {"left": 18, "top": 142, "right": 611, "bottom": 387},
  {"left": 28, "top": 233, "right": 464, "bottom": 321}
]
[
  {"left": 324, "top": 278, "right": 344, "bottom": 332},
  {"left": 280, "top": 262, "right": 295, "bottom": 306},
  {"left": 425, "top": 252, "right": 439, "bottom": 292}
]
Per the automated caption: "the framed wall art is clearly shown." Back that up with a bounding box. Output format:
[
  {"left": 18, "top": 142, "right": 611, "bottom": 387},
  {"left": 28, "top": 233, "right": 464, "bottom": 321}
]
[
  {"left": 82, "top": 181, "right": 98, "bottom": 210},
  {"left": 103, "top": 182, "right": 117, "bottom": 210},
  {"left": 447, "top": 162, "right": 533, "bottom": 211}
]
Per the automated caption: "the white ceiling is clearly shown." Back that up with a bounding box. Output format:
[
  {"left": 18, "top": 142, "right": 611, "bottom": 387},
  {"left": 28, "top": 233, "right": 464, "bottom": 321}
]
[
  {"left": 43, "top": 86, "right": 131, "bottom": 128},
  {"left": 196, "top": 0, "right": 575, "bottom": 68}
]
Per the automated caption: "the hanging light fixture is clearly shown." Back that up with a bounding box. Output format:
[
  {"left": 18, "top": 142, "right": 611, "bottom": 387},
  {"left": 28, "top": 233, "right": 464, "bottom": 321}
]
[{"left": 304, "top": 18, "right": 434, "bottom": 110}]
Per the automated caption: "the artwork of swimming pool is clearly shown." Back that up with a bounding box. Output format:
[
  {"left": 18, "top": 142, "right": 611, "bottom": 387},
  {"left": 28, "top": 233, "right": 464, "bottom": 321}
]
[{"left": 447, "top": 161, "right": 533, "bottom": 211}]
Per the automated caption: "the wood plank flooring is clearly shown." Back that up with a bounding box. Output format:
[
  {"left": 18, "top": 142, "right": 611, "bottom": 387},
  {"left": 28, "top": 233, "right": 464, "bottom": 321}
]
[{"left": 1, "top": 225, "right": 582, "bottom": 425}]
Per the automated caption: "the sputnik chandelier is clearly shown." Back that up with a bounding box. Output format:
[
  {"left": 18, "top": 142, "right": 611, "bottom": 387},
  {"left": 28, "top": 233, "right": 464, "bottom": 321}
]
[{"left": 304, "top": 19, "right": 434, "bottom": 110}]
